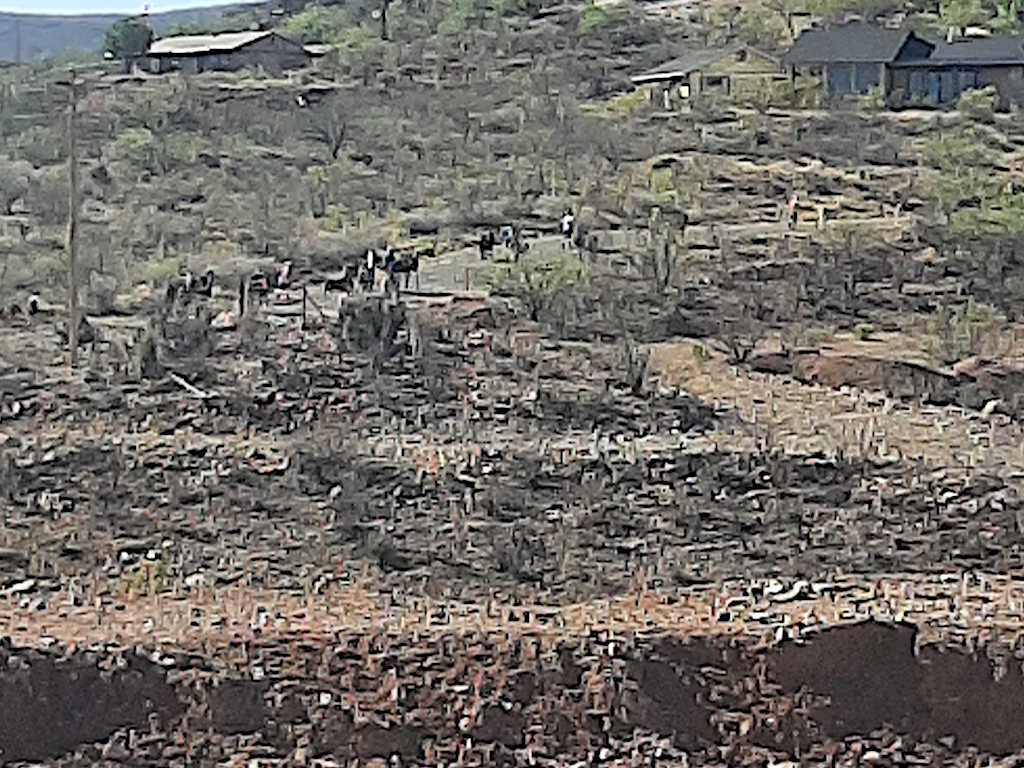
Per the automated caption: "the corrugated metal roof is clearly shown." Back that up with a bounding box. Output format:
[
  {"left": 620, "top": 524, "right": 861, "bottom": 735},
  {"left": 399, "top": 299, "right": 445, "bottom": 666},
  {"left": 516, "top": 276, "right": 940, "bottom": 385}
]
[
  {"left": 148, "top": 30, "right": 274, "bottom": 56},
  {"left": 783, "top": 22, "right": 915, "bottom": 64}
]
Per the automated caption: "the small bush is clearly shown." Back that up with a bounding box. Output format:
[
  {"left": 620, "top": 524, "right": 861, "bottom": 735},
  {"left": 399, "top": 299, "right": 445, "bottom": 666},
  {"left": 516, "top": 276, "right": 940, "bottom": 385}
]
[
  {"left": 108, "top": 129, "right": 200, "bottom": 178},
  {"left": 438, "top": 0, "right": 481, "bottom": 36},
  {"left": 487, "top": 249, "right": 588, "bottom": 324},
  {"left": 285, "top": 6, "right": 350, "bottom": 43},
  {"left": 922, "top": 128, "right": 998, "bottom": 221},
  {"left": 578, "top": 3, "right": 609, "bottom": 33},
  {"left": 649, "top": 168, "right": 675, "bottom": 201},
  {"left": 928, "top": 299, "right": 1004, "bottom": 363},
  {"left": 743, "top": 78, "right": 818, "bottom": 111},
  {"left": 957, "top": 86, "right": 997, "bottom": 123},
  {"left": 24, "top": 165, "right": 68, "bottom": 225},
  {"left": 859, "top": 85, "right": 886, "bottom": 111},
  {"left": 802, "top": 325, "right": 837, "bottom": 347},
  {"left": 12, "top": 125, "right": 64, "bottom": 168},
  {"left": 588, "top": 88, "right": 648, "bottom": 118},
  {"left": 127, "top": 255, "right": 184, "bottom": 289},
  {"left": 0, "top": 158, "right": 32, "bottom": 215}
]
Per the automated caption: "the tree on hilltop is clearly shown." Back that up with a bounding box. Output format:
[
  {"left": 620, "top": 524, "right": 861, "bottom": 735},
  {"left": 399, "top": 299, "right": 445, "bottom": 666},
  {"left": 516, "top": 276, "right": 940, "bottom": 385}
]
[{"left": 103, "top": 18, "right": 155, "bottom": 61}]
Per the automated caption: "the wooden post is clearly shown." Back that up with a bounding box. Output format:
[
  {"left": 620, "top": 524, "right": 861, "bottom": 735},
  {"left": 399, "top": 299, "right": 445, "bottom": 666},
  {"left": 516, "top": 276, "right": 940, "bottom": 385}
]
[
  {"left": 65, "top": 67, "right": 80, "bottom": 371},
  {"left": 464, "top": 267, "right": 470, "bottom": 291}
]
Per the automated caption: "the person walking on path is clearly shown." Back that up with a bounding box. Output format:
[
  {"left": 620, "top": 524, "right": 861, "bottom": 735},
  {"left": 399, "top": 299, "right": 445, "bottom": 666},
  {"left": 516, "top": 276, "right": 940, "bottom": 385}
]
[{"left": 785, "top": 192, "right": 798, "bottom": 230}]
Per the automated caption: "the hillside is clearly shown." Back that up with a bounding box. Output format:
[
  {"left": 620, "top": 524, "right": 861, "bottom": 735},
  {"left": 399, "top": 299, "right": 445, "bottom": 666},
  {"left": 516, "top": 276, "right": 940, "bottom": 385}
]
[
  {"left": 5, "top": 0, "right": 1024, "bottom": 764},
  {"left": 0, "top": 2, "right": 263, "bottom": 62}
]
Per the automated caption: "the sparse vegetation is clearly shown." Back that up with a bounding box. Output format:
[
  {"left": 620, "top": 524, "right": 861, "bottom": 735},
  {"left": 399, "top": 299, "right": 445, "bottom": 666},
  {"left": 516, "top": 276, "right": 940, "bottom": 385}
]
[
  {"left": 488, "top": 248, "right": 589, "bottom": 324},
  {"left": 927, "top": 299, "right": 1004, "bottom": 363},
  {"left": 5, "top": 1, "right": 1024, "bottom": 765},
  {"left": 940, "top": 0, "right": 985, "bottom": 32},
  {"left": 922, "top": 127, "right": 998, "bottom": 222}
]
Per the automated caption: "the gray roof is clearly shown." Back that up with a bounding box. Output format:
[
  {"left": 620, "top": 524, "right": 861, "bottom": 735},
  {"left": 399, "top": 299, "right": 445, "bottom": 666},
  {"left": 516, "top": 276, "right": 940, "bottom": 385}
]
[
  {"left": 631, "top": 45, "right": 775, "bottom": 83},
  {"left": 149, "top": 30, "right": 281, "bottom": 56},
  {"left": 913, "top": 36, "right": 1024, "bottom": 65},
  {"left": 783, "top": 22, "right": 917, "bottom": 64}
]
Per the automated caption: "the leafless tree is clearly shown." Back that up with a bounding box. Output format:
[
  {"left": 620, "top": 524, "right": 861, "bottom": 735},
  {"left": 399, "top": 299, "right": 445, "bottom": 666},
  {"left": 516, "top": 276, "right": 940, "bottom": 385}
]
[{"left": 309, "top": 91, "right": 350, "bottom": 161}]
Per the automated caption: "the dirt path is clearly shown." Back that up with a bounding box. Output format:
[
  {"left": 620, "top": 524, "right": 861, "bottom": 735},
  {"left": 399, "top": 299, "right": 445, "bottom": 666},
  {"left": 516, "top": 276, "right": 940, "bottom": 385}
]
[{"left": 416, "top": 234, "right": 568, "bottom": 294}]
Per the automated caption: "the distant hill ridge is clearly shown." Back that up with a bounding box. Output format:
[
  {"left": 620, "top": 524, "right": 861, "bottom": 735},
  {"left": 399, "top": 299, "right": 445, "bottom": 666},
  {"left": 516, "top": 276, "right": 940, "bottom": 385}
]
[{"left": 0, "top": 3, "right": 264, "bottom": 63}]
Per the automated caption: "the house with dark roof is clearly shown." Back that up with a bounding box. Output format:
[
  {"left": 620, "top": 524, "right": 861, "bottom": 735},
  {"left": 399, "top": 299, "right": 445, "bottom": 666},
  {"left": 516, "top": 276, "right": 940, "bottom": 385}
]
[
  {"left": 890, "top": 36, "right": 1024, "bottom": 105},
  {"left": 146, "top": 30, "right": 311, "bottom": 75},
  {"left": 783, "top": 23, "right": 935, "bottom": 98},
  {"left": 631, "top": 45, "right": 786, "bottom": 109},
  {"left": 784, "top": 22, "right": 1024, "bottom": 105}
]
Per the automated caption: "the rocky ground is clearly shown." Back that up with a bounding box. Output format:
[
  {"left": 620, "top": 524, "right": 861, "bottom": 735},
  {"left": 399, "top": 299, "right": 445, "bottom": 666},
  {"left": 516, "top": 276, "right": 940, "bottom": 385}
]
[
  {"left": 5, "top": 26, "right": 1024, "bottom": 764},
  {"left": 3, "top": 230, "right": 1024, "bottom": 764}
]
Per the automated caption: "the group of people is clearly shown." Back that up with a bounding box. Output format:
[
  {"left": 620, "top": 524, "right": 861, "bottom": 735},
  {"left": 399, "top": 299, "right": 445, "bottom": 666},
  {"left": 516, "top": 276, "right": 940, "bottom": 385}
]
[
  {"left": 479, "top": 224, "right": 529, "bottom": 262},
  {"left": 476, "top": 210, "right": 583, "bottom": 263},
  {"left": 0, "top": 295, "right": 43, "bottom": 322}
]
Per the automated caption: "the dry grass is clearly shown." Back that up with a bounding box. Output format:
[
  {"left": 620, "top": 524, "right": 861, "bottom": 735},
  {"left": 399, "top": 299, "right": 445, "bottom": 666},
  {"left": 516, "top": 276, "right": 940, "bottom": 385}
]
[
  {"left": 6, "top": 571, "right": 1024, "bottom": 656},
  {"left": 647, "top": 341, "right": 1024, "bottom": 474}
]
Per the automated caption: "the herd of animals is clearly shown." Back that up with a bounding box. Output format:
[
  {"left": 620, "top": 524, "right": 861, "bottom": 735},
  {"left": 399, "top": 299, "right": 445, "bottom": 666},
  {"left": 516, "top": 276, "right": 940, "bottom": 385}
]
[{"left": 0, "top": 215, "right": 588, "bottom": 349}]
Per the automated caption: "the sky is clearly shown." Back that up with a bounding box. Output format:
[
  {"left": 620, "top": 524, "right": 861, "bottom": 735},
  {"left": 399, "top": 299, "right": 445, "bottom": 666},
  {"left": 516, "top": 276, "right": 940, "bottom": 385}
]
[{"left": 0, "top": 0, "right": 235, "bottom": 13}]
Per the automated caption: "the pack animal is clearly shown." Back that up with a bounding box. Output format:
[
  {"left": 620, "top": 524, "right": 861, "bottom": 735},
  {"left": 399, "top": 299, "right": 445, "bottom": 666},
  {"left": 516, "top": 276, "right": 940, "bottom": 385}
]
[{"left": 478, "top": 230, "right": 497, "bottom": 260}]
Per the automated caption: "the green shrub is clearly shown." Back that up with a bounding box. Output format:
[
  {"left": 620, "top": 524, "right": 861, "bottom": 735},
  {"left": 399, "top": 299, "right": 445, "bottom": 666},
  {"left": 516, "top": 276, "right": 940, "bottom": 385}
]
[
  {"left": 731, "top": 3, "right": 789, "bottom": 46},
  {"left": 949, "top": 190, "right": 1024, "bottom": 236},
  {"left": 860, "top": 85, "right": 886, "bottom": 111},
  {"left": 578, "top": 3, "right": 609, "bottom": 33},
  {"left": 743, "top": 78, "right": 818, "bottom": 111},
  {"left": 922, "top": 128, "right": 998, "bottom": 220},
  {"left": 957, "top": 86, "right": 997, "bottom": 122},
  {"left": 438, "top": 0, "right": 478, "bottom": 35},
  {"left": 285, "top": 6, "right": 350, "bottom": 43},
  {"left": 487, "top": 249, "right": 588, "bottom": 323},
  {"left": 586, "top": 87, "right": 648, "bottom": 118},
  {"left": 12, "top": 125, "right": 64, "bottom": 168}
]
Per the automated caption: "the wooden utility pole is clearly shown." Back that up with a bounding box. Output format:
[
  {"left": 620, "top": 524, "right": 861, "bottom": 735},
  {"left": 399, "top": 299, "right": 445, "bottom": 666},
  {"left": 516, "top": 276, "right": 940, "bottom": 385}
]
[
  {"left": 65, "top": 67, "right": 80, "bottom": 370},
  {"left": 380, "top": 0, "right": 391, "bottom": 40}
]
